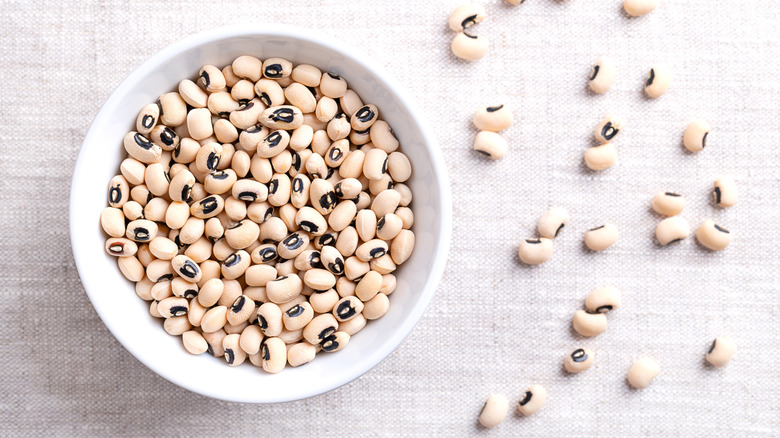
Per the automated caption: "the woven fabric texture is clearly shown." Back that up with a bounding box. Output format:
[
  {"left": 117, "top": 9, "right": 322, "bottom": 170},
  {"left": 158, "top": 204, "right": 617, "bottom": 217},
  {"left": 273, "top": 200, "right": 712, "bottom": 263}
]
[{"left": 1, "top": 0, "right": 778, "bottom": 436}]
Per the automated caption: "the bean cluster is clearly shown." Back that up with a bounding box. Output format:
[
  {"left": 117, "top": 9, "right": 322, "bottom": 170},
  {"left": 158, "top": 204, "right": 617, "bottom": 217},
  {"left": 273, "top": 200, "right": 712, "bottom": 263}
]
[{"left": 101, "top": 55, "right": 417, "bottom": 373}]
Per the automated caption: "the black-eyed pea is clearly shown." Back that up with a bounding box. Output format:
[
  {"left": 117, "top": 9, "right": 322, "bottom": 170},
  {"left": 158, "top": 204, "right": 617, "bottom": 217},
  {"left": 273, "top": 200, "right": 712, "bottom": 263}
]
[
  {"left": 244, "top": 264, "right": 277, "bottom": 288},
  {"left": 302, "top": 314, "right": 338, "bottom": 345},
  {"left": 218, "top": 249, "right": 249, "bottom": 279},
  {"left": 319, "top": 72, "right": 347, "bottom": 98},
  {"left": 238, "top": 125, "right": 267, "bottom": 154},
  {"left": 537, "top": 207, "right": 570, "bottom": 239},
  {"left": 221, "top": 333, "right": 246, "bottom": 366},
  {"left": 158, "top": 92, "right": 188, "bottom": 127},
  {"left": 706, "top": 336, "right": 735, "bottom": 367},
  {"left": 303, "top": 268, "right": 336, "bottom": 291},
  {"left": 354, "top": 191, "right": 371, "bottom": 212},
  {"left": 294, "top": 249, "right": 323, "bottom": 271},
  {"left": 291, "top": 206, "right": 324, "bottom": 236},
  {"left": 229, "top": 179, "right": 265, "bottom": 203},
  {"left": 204, "top": 217, "right": 225, "bottom": 243},
  {"left": 200, "top": 305, "right": 228, "bottom": 333},
  {"left": 190, "top": 195, "right": 224, "bottom": 219},
  {"left": 390, "top": 229, "right": 415, "bottom": 265},
  {"left": 226, "top": 294, "right": 255, "bottom": 326},
  {"left": 253, "top": 80, "right": 284, "bottom": 108},
  {"left": 473, "top": 105, "right": 513, "bottom": 132},
  {"left": 251, "top": 243, "right": 278, "bottom": 265},
  {"left": 309, "top": 179, "right": 337, "bottom": 215},
  {"left": 656, "top": 216, "right": 690, "bottom": 245},
  {"left": 163, "top": 316, "right": 192, "bottom": 336},
  {"left": 517, "top": 385, "right": 547, "bottom": 416},
  {"left": 363, "top": 293, "right": 389, "bottom": 320},
  {"left": 283, "top": 302, "right": 314, "bottom": 331},
  {"left": 147, "top": 259, "right": 174, "bottom": 282},
  {"left": 135, "top": 277, "right": 154, "bottom": 301},
  {"left": 182, "top": 330, "right": 208, "bottom": 355},
  {"left": 339, "top": 313, "right": 367, "bottom": 336},
  {"left": 101, "top": 207, "right": 126, "bottom": 238},
  {"left": 355, "top": 209, "right": 377, "bottom": 241},
  {"left": 259, "top": 105, "right": 304, "bottom": 130},
  {"left": 572, "top": 310, "right": 607, "bottom": 337},
  {"left": 627, "top": 357, "right": 660, "bottom": 389},
  {"left": 565, "top": 348, "right": 595, "bottom": 373},
  {"left": 198, "top": 65, "right": 226, "bottom": 93},
  {"left": 290, "top": 174, "right": 311, "bottom": 208},
  {"left": 683, "top": 120, "right": 710, "bottom": 152},
  {"left": 168, "top": 169, "right": 195, "bottom": 203},
  {"left": 184, "top": 237, "right": 212, "bottom": 263},
  {"left": 271, "top": 150, "right": 293, "bottom": 176},
  {"left": 594, "top": 115, "right": 623, "bottom": 144},
  {"left": 203, "top": 169, "right": 237, "bottom": 195},
  {"left": 230, "top": 98, "right": 265, "bottom": 130},
  {"left": 143, "top": 197, "right": 169, "bottom": 222},
  {"left": 136, "top": 244, "right": 154, "bottom": 267},
  {"left": 350, "top": 104, "right": 378, "bottom": 131},
  {"left": 307, "top": 289, "right": 338, "bottom": 314},
  {"left": 257, "top": 302, "right": 284, "bottom": 337},
  {"left": 518, "top": 238, "right": 554, "bottom": 265},
  {"left": 368, "top": 174, "right": 394, "bottom": 196},
  {"left": 157, "top": 296, "right": 189, "bottom": 318},
  {"left": 171, "top": 254, "right": 202, "bottom": 283},
  {"left": 120, "top": 157, "right": 146, "bottom": 186},
  {"left": 451, "top": 31, "right": 489, "bottom": 61},
  {"left": 239, "top": 325, "right": 264, "bottom": 355},
  {"left": 203, "top": 328, "right": 227, "bottom": 357},
  {"left": 584, "top": 143, "right": 618, "bottom": 171},
  {"left": 126, "top": 219, "right": 158, "bottom": 243},
  {"left": 196, "top": 260, "right": 220, "bottom": 288},
  {"left": 135, "top": 103, "right": 160, "bottom": 135},
  {"left": 149, "top": 300, "right": 163, "bottom": 319},
  {"left": 336, "top": 226, "right": 359, "bottom": 258},
  {"left": 585, "top": 286, "right": 622, "bottom": 313},
  {"left": 260, "top": 217, "right": 288, "bottom": 243},
  {"left": 584, "top": 223, "right": 619, "bottom": 251},
  {"left": 652, "top": 192, "right": 685, "bottom": 216},
  {"left": 230, "top": 79, "right": 256, "bottom": 104},
  {"left": 266, "top": 274, "right": 303, "bottom": 304},
  {"left": 105, "top": 237, "right": 138, "bottom": 257},
  {"left": 150, "top": 125, "right": 179, "bottom": 151},
  {"left": 323, "top": 139, "right": 349, "bottom": 168},
  {"left": 123, "top": 132, "right": 162, "bottom": 164},
  {"left": 171, "top": 277, "right": 198, "bottom": 299},
  {"left": 149, "top": 236, "right": 178, "bottom": 261},
  {"left": 117, "top": 255, "right": 144, "bottom": 282},
  {"left": 287, "top": 342, "right": 316, "bottom": 367},
  {"left": 305, "top": 152, "right": 328, "bottom": 180},
  {"left": 334, "top": 178, "right": 361, "bottom": 200},
  {"left": 448, "top": 3, "right": 486, "bottom": 31},
  {"left": 356, "top": 239, "right": 388, "bottom": 262},
  {"left": 186, "top": 108, "right": 214, "bottom": 141},
  {"left": 644, "top": 65, "right": 671, "bottom": 98},
  {"left": 165, "top": 201, "right": 190, "bottom": 230},
  {"left": 261, "top": 57, "right": 292, "bottom": 79},
  {"left": 354, "top": 270, "right": 382, "bottom": 302},
  {"left": 222, "top": 219, "right": 259, "bottom": 250},
  {"left": 362, "top": 148, "right": 387, "bottom": 182},
  {"left": 260, "top": 337, "right": 287, "bottom": 373},
  {"left": 276, "top": 232, "right": 309, "bottom": 260},
  {"left": 478, "top": 394, "right": 508, "bottom": 428},
  {"left": 178, "top": 79, "right": 208, "bottom": 108},
  {"left": 267, "top": 173, "right": 291, "bottom": 207},
  {"left": 313, "top": 229, "right": 338, "bottom": 250},
  {"left": 326, "top": 113, "right": 351, "bottom": 141},
  {"left": 696, "top": 219, "right": 733, "bottom": 251},
  {"left": 130, "top": 184, "right": 152, "bottom": 207},
  {"left": 194, "top": 142, "right": 223, "bottom": 174},
  {"left": 107, "top": 174, "right": 130, "bottom": 209},
  {"left": 180, "top": 217, "right": 205, "bottom": 245},
  {"left": 623, "top": 0, "right": 658, "bottom": 17},
  {"left": 371, "top": 189, "right": 401, "bottom": 217},
  {"left": 119, "top": 200, "right": 141, "bottom": 221},
  {"left": 588, "top": 56, "right": 616, "bottom": 94},
  {"left": 315, "top": 246, "right": 342, "bottom": 276},
  {"left": 231, "top": 150, "right": 251, "bottom": 178},
  {"left": 320, "top": 331, "right": 350, "bottom": 353},
  {"left": 387, "top": 152, "right": 412, "bottom": 183},
  {"left": 173, "top": 138, "right": 200, "bottom": 165},
  {"left": 713, "top": 175, "right": 737, "bottom": 207}
]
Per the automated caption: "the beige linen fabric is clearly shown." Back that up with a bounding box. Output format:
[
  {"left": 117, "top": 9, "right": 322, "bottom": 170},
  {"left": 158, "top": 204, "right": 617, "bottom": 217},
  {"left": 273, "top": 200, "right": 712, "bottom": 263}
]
[{"left": 1, "top": 0, "right": 778, "bottom": 436}]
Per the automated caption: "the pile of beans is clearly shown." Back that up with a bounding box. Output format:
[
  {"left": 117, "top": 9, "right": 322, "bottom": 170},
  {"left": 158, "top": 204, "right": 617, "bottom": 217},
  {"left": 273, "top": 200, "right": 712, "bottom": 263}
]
[{"left": 101, "top": 55, "right": 417, "bottom": 373}]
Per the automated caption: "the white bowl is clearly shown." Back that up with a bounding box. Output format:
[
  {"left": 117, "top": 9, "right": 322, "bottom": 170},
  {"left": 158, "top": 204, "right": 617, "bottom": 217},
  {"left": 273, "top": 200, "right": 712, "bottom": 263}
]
[{"left": 70, "top": 26, "right": 451, "bottom": 403}]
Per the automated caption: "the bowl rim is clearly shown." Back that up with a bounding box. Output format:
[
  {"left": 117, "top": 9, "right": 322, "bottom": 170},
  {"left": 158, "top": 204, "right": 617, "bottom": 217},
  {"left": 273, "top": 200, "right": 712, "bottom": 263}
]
[{"left": 69, "top": 24, "right": 452, "bottom": 403}]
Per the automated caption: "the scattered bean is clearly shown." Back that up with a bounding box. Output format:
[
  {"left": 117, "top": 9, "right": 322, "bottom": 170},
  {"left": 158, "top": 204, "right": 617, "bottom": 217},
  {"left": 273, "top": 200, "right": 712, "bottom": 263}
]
[
  {"left": 683, "top": 119, "right": 711, "bottom": 152},
  {"left": 572, "top": 310, "right": 607, "bottom": 337},
  {"left": 712, "top": 175, "right": 737, "bottom": 207},
  {"left": 627, "top": 357, "right": 660, "bottom": 389},
  {"left": 644, "top": 65, "right": 671, "bottom": 98},
  {"left": 588, "top": 56, "right": 616, "bottom": 94},
  {"left": 564, "top": 348, "right": 595, "bottom": 373},
  {"left": 651, "top": 192, "right": 685, "bottom": 216},
  {"left": 695, "top": 219, "right": 733, "bottom": 251},
  {"left": 477, "top": 394, "right": 508, "bottom": 428},
  {"left": 584, "top": 223, "right": 618, "bottom": 251},
  {"left": 585, "top": 286, "right": 622, "bottom": 313},
  {"left": 517, "top": 238, "right": 554, "bottom": 265},
  {"left": 537, "top": 207, "right": 569, "bottom": 239},
  {"left": 706, "top": 336, "right": 735, "bottom": 367},
  {"left": 655, "top": 216, "right": 690, "bottom": 245},
  {"left": 517, "top": 384, "right": 547, "bottom": 416},
  {"left": 451, "top": 32, "right": 489, "bottom": 61}
]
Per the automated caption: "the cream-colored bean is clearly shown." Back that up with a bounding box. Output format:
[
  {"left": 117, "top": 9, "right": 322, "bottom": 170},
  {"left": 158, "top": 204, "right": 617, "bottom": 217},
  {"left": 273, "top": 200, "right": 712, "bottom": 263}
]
[
  {"left": 173, "top": 138, "right": 199, "bottom": 164},
  {"left": 136, "top": 244, "right": 154, "bottom": 267},
  {"left": 198, "top": 65, "right": 226, "bottom": 93},
  {"left": 695, "top": 219, "right": 733, "bottom": 251},
  {"left": 623, "top": 0, "right": 658, "bottom": 17},
  {"left": 588, "top": 56, "right": 616, "bottom": 94},
  {"left": 117, "top": 255, "right": 144, "bottom": 282},
  {"left": 143, "top": 197, "right": 169, "bottom": 222},
  {"left": 261, "top": 337, "right": 287, "bottom": 374},
  {"left": 268, "top": 173, "right": 292, "bottom": 207},
  {"left": 644, "top": 65, "right": 671, "bottom": 98},
  {"left": 517, "top": 238, "right": 553, "bottom": 265},
  {"left": 585, "top": 286, "right": 622, "bottom": 313},
  {"left": 163, "top": 316, "right": 192, "bottom": 336},
  {"left": 338, "top": 149, "right": 365, "bottom": 179},
  {"left": 656, "top": 216, "right": 690, "bottom": 245},
  {"left": 135, "top": 277, "right": 154, "bottom": 301},
  {"left": 326, "top": 113, "right": 351, "bottom": 141},
  {"left": 517, "top": 385, "right": 547, "bottom": 416},
  {"left": 179, "top": 217, "right": 205, "bottom": 244},
  {"left": 627, "top": 357, "right": 660, "bottom": 389},
  {"left": 186, "top": 107, "right": 214, "bottom": 141},
  {"left": 339, "top": 312, "right": 367, "bottom": 335},
  {"left": 713, "top": 175, "right": 737, "bottom": 207},
  {"left": 231, "top": 150, "right": 250, "bottom": 177},
  {"left": 260, "top": 217, "right": 288, "bottom": 243},
  {"left": 351, "top": 104, "right": 379, "bottom": 131},
  {"left": 451, "top": 32, "right": 488, "bottom": 61},
  {"left": 683, "top": 119, "right": 711, "bottom": 152},
  {"left": 223, "top": 219, "right": 260, "bottom": 250},
  {"left": 367, "top": 120, "right": 398, "bottom": 153},
  {"left": 584, "top": 223, "right": 619, "bottom": 251},
  {"left": 594, "top": 115, "right": 623, "bottom": 144},
  {"left": 371, "top": 189, "right": 401, "bottom": 218},
  {"left": 184, "top": 237, "right": 212, "bottom": 263},
  {"left": 565, "top": 348, "right": 595, "bottom": 373},
  {"left": 305, "top": 152, "right": 328, "bottom": 180},
  {"left": 202, "top": 329, "right": 227, "bottom": 357},
  {"left": 706, "top": 336, "right": 735, "bottom": 367},
  {"left": 584, "top": 143, "right": 617, "bottom": 171},
  {"left": 136, "top": 103, "right": 160, "bottom": 135},
  {"left": 271, "top": 150, "right": 293, "bottom": 174},
  {"left": 182, "top": 331, "right": 208, "bottom": 355},
  {"left": 123, "top": 132, "right": 162, "bottom": 164},
  {"left": 101, "top": 207, "right": 126, "bottom": 238},
  {"left": 230, "top": 55, "right": 262, "bottom": 82},
  {"left": 164, "top": 201, "right": 189, "bottom": 230},
  {"left": 572, "top": 310, "right": 607, "bottom": 337},
  {"left": 178, "top": 79, "right": 208, "bottom": 108},
  {"left": 291, "top": 63, "right": 322, "bottom": 87},
  {"left": 320, "top": 72, "right": 347, "bottom": 98},
  {"left": 473, "top": 130, "right": 508, "bottom": 159},
  {"left": 171, "top": 277, "right": 198, "bottom": 299},
  {"left": 150, "top": 280, "right": 172, "bottom": 301},
  {"left": 259, "top": 105, "right": 304, "bottom": 130},
  {"left": 303, "top": 268, "right": 336, "bottom": 291},
  {"left": 105, "top": 237, "right": 138, "bottom": 257},
  {"left": 287, "top": 342, "right": 317, "bottom": 367},
  {"left": 229, "top": 98, "right": 265, "bottom": 130},
  {"left": 266, "top": 274, "right": 303, "bottom": 304},
  {"left": 196, "top": 260, "right": 220, "bottom": 288},
  {"left": 195, "top": 142, "right": 222, "bottom": 174},
  {"left": 363, "top": 292, "right": 389, "bottom": 320},
  {"left": 473, "top": 105, "right": 513, "bottom": 132},
  {"left": 320, "top": 331, "right": 350, "bottom": 352},
  {"left": 120, "top": 158, "right": 146, "bottom": 186},
  {"left": 652, "top": 192, "right": 685, "bottom": 216},
  {"left": 200, "top": 305, "right": 228, "bottom": 333},
  {"left": 478, "top": 394, "right": 508, "bottom": 428},
  {"left": 158, "top": 92, "right": 187, "bottom": 127},
  {"left": 390, "top": 229, "right": 414, "bottom": 265},
  {"left": 239, "top": 325, "right": 264, "bottom": 355},
  {"left": 537, "top": 207, "right": 570, "bottom": 239},
  {"left": 171, "top": 254, "right": 202, "bottom": 283},
  {"left": 126, "top": 219, "right": 158, "bottom": 243},
  {"left": 150, "top": 125, "right": 179, "bottom": 151},
  {"left": 149, "top": 236, "right": 178, "bottom": 260}
]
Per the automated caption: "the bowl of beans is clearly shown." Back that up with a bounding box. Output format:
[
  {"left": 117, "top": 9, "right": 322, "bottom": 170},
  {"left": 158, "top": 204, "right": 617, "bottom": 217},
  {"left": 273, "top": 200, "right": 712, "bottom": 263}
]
[{"left": 70, "top": 25, "right": 451, "bottom": 403}]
